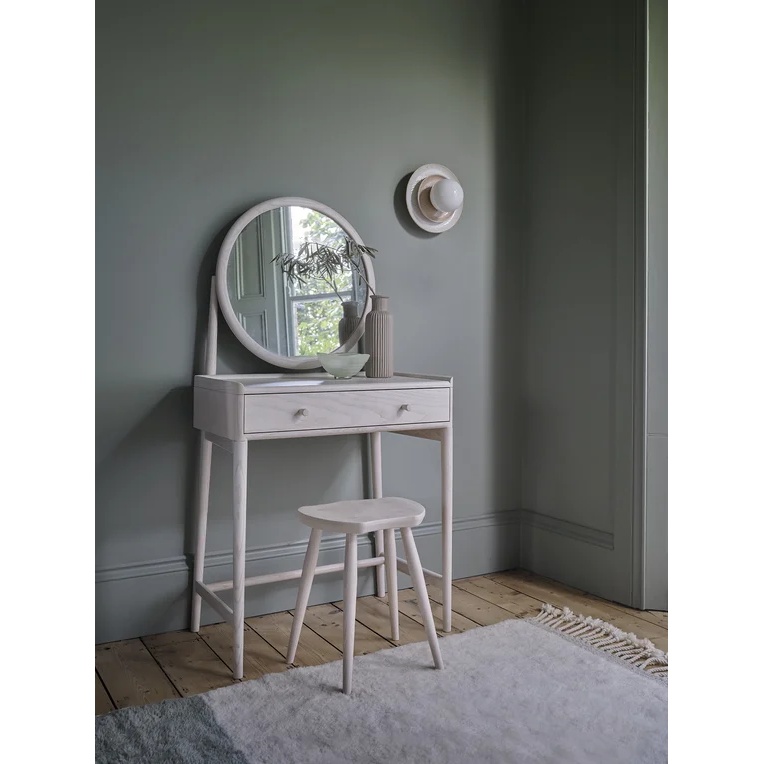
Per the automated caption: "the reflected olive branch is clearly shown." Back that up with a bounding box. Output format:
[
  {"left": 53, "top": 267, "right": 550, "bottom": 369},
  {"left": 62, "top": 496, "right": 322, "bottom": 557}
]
[{"left": 272, "top": 236, "right": 377, "bottom": 303}]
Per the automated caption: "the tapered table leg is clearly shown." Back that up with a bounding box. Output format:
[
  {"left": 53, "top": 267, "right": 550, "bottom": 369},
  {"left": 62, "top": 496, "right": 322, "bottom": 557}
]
[
  {"left": 191, "top": 433, "right": 213, "bottom": 632},
  {"left": 441, "top": 427, "right": 453, "bottom": 632},
  {"left": 370, "top": 431, "right": 385, "bottom": 598},
  {"left": 232, "top": 440, "right": 248, "bottom": 680}
]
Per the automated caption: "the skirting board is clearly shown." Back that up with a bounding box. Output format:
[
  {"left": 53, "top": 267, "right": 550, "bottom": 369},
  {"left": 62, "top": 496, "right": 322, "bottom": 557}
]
[
  {"left": 516, "top": 509, "right": 614, "bottom": 549},
  {"left": 96, "top": 511, "right": 521, "bottom": 644},
  {"left": 519, "top": 510, "right": 631, "bottom": 606}
]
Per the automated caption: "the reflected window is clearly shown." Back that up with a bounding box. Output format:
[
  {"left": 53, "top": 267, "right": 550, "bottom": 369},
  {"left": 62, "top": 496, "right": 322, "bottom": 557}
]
[{"left": 282, "top": 207, "right": 364, "bottom": 356}]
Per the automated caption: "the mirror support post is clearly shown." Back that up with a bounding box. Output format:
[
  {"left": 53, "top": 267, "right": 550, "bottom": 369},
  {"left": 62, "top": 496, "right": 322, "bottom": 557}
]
[{"left": 205, "top": 277, "right": 219, "bottom": 376}]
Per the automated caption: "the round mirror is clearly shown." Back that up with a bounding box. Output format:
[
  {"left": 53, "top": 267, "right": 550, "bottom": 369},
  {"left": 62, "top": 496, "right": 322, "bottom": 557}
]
[{"left": 216, "top": 197, "right": 376, "bottom": 369}]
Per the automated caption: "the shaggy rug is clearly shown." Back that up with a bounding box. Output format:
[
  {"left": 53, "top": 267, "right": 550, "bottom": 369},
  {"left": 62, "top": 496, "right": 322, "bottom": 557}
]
[{"left": 95, "top": 605, "right": 668, "bottom": 763}]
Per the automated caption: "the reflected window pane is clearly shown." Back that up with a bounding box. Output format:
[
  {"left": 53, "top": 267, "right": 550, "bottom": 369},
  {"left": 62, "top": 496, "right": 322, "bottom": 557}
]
[
  {"left": 290, "top": 206, "right": 346, "bottom": 249},
  {"left": 292, "top": 299, "right": 344, "bottom": 356},
  {"left": 286, "top": 206, "right": 360, "bottom": 297}
]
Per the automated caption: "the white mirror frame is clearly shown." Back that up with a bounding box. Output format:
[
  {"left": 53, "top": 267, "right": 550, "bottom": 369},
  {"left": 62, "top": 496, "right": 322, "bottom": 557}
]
[{"left": 215, "top": 197, "right": 376, "bottom": 370}]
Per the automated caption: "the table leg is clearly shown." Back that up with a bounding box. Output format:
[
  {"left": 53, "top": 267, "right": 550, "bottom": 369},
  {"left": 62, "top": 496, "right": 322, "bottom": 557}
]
[
  {"left": 370, "top": 431, "right": 385, "bottom": 598},
  {"left": 191, "top": 433, "right": 213, "bottom": 632},
  {"left": 441, "top": 427, "right": 453, "bottom": 632},
  {"left": 232, "top": 440, "right": 248, "bottom": 680}
]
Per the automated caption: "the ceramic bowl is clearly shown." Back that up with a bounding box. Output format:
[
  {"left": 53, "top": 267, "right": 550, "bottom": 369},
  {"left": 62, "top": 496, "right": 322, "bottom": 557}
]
[{"left": 317, "top": 352, "right": 370, "bottom": 379}]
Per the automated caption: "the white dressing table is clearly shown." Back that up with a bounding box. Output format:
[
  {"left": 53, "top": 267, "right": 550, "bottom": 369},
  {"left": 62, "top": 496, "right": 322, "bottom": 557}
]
[
  {"left": 191, "top": 371, "right": 453, "bottom": 679},
  {"left": 190, "top": 196, "right": 454, "bottom": 680}
]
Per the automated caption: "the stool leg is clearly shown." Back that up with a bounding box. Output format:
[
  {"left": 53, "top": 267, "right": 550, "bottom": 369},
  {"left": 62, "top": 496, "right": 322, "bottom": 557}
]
[
  {"left": 401, "top": 527, "right": 444, "bottom": 670},
  {"left": 384, "top": 528, "right": 399, "bottom": 641},
  {"left": 286, "top": 528, "right": 322, "bottom": 665},
  {"left": 343, "top": 533, "right": 358, "bottom": 695}
]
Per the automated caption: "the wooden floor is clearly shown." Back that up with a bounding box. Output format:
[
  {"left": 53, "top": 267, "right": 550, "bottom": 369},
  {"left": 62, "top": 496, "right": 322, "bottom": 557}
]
[{"left": 95, "top": 569, "right": 668, "bottom": 716}]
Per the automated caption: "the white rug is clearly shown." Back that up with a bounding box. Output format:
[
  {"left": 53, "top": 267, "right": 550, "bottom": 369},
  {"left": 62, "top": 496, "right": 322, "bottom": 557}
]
[{"left": 96, "top": 606, "right": 668, "bottom": 763}]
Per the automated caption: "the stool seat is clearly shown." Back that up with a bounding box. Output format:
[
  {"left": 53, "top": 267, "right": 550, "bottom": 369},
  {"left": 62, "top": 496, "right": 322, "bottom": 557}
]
[{"left": 297, "top": 497, "right": 425, "bottom": 534}]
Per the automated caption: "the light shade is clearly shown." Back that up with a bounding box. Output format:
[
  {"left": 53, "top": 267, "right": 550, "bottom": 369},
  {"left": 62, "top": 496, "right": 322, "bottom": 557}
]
[
  {"left": 405, "top": 164, "right": 464, "bottom": 233},
  {"left": 430, "top": 179, "right": 464, "bottom": 213}
]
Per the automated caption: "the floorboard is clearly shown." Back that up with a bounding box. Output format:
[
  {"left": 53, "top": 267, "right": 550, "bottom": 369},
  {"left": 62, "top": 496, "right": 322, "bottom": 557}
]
[
  {"left": 95, "top": 638, "right": 180, "bottom": 709},
  {"left": 334, "top": 595, "right": 427, "bottom": 646},
  {"left": 454, "top": 577, "right": 540, "bottom": 618},
  {"left": 487, "top": 571, "right": 669, "bottom": 644},
  {"left": 648, "top": 610, "right": 668, "bottom": 628},
  {"left": 397, "top": 587, "right": 481, "bottom": 634},
  {"left": 246, "top": 611, "right": 342, "bottom": 667},
  {"left": 95, "top": 671, "right": 115, "bottom": 715},
  {"left": 427, "top": 582, "right": 515, "bottom": 626},
  {"left": 199, "top": 622, "right": 289, "bottom": 679},
  {"left": 298, "top": 603, "right": 392, "bottom": 657},
  {"left": 141, "top": 631, "right": 237, "bottom": 697}
]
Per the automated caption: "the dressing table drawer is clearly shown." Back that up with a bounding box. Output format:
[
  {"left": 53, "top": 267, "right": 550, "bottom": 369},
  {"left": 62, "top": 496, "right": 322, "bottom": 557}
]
[{"left": 243, "top": 387, "right": 450, "bottom": 434}]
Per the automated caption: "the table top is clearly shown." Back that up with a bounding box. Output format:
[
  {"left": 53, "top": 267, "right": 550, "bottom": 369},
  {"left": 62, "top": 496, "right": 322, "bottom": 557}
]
[{"left": 194, "top": 372, "right": 452, "bottom": 395}]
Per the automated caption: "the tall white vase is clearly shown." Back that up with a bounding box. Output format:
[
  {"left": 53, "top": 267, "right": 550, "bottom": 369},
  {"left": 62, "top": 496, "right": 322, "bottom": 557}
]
[{"left": 364, "top": 295, "right": 393, "bottom": 378}]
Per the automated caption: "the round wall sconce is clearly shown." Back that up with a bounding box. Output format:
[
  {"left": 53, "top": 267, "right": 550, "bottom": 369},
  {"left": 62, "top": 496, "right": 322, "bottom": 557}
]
[{"left": 405, "top": 164, "right": 464, "bottom": 233}]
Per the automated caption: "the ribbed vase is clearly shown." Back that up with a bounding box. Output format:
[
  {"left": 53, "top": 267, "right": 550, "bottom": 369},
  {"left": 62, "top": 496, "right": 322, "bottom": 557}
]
[
  {"left": 338, "top": 300, "right": 362, "bottom": 348},
  {"left": 364, "top": 295, "right": 393, "bottom": 378}
]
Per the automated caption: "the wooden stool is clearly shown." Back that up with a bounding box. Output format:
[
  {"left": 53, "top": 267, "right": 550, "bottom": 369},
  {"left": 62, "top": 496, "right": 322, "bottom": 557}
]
[{"left": 286, "top": 497, "right": 444, "bottom": 695}]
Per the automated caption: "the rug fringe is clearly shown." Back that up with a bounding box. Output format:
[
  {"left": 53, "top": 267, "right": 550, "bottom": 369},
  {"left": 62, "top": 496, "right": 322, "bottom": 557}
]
[{"left": 531, "top": 604, "right": 668, "bottom": 679}]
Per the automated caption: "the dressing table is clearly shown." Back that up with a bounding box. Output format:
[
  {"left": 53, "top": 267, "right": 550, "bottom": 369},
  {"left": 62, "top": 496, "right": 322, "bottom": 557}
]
[{"left": 191, "top": 197, "right": 453, "bottom": 680}]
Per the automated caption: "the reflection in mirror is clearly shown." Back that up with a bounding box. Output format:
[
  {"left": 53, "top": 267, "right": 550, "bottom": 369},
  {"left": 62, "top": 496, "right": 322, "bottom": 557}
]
[{"left": 226, "top": 206, "right": 369, "bottom": 357}]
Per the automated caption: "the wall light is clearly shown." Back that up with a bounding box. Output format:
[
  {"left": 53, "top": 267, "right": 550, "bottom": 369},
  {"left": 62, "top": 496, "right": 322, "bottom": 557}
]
[{"left": 405, "top": 164, "right": 464, "bottom": 233}]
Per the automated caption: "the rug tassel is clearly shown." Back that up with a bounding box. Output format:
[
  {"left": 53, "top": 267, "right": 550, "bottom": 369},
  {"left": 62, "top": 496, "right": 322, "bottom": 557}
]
[{"left": 530, "top": 604, "right": 668, "bottom": 680}]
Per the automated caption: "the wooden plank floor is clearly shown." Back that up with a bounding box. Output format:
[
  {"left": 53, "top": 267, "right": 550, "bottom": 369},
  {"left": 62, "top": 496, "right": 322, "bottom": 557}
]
[{"left": 95, "top": 569, "right": 668, "bottom": 715}]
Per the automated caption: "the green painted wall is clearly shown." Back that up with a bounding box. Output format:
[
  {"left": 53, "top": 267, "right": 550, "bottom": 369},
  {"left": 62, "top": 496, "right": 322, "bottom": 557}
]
[{"left": 96, "top": 0, "right": 525, "bottom": 642}]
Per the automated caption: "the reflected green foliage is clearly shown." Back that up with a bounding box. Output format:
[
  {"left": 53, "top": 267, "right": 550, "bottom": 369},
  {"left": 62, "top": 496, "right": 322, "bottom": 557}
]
[
  {"left": 298, "top": 210, "right": 346, "bottom": 249},
  {"left": 295, "top": 300, "right": 343, "bottom": 356}
]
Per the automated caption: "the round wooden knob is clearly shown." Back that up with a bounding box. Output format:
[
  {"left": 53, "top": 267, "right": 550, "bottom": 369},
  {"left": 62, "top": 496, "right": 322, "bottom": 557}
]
[
  {"left": 297, "top": 408, "right": 309, "bottom": 418},
  {"left": 400, "top": 404, "right": 412, "bottom": 412}
]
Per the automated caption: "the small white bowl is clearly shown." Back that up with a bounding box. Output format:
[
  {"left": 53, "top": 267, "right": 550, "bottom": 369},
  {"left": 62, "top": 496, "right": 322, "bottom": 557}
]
[{"left": 317, "top": 352, "right": 370, "bottom": 379}]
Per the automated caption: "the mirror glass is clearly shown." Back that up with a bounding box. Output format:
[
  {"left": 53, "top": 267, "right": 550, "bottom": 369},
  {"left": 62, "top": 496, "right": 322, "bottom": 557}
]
[{"left": 225, "top": 205, "right": 370, "bottom": 358}]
